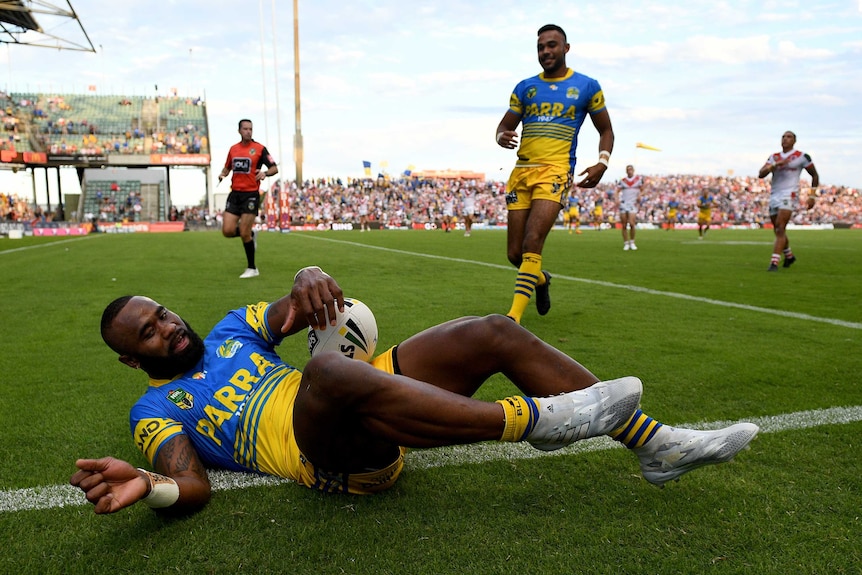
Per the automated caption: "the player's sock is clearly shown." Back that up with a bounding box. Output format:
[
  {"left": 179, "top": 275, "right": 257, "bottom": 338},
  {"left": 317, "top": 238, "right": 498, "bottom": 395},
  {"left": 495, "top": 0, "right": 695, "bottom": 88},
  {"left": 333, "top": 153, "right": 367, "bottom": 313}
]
[
  {"left": 771, "top": 253, "right": 780, "bottom": 266},
  {"left": 783, "top": 247, "right": 794, "bottom": 259},
  {"left": 497, "top": 395, "right": 538, "bottom": 442},
  {"left": 609, "top": 408, "right": 663, "bottom": 449},
  {"left": 506, "top": 252, "right": 543, "bottom": 324},
  {"left": 243, "top": 238, "right": 256, "bottom": 269}
]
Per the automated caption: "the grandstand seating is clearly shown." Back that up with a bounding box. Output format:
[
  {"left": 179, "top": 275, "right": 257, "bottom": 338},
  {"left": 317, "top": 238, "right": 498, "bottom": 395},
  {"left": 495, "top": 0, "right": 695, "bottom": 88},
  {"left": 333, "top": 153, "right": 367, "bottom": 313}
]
[
  {"left": 8, "top": 92, "right": 209, "bottom": 155},
  {"left": 81, "top": 179, "right": 166, "bottom": 223},
  {"left": 1, "top": 91, "right": 206, "bottom": 223}
]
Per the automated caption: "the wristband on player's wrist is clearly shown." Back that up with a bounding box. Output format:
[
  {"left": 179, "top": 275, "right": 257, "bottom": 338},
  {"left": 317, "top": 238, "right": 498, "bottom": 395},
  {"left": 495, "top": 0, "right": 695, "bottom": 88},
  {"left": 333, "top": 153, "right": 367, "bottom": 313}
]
[
  {"left": 598, "top": 150, "right": 610, "bottom": 167},
  {"left": 293, "top": 266, "right": 324, "bottom": 282},
  {"left": 137, "top": 468, "right": 179, "bottom": 508}
]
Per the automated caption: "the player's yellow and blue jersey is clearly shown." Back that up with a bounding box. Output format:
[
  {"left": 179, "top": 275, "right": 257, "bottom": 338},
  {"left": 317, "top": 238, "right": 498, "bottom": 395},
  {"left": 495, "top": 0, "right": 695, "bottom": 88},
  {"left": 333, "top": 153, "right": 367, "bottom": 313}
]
[
  {"left": 129, "top": 302, "right": 303, "bottom": 477},
  {"left": 667, "top": 199, "right": 679, "bottom": 220},
  {"left": 508, "top": 68, "right": 605, "bottom": 172},
  {"left": 566, "top": 193, "right": 580, "bottom": 216},
  {"left": 697, "top": 195, "right": 713, "bottom": 224}
]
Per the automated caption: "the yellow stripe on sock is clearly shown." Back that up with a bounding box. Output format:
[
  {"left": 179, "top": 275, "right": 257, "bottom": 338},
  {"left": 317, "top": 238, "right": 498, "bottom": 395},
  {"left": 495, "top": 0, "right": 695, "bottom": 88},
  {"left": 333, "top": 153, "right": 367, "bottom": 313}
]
[
  {"left": 496, "top": 396, "right": 534, "bottom": 442},
  {"left": 506, "top": 253, "right": 543, "bottom": 322},
  {"left": 609, "top": 409, "right": 663, "bottom": 449}
]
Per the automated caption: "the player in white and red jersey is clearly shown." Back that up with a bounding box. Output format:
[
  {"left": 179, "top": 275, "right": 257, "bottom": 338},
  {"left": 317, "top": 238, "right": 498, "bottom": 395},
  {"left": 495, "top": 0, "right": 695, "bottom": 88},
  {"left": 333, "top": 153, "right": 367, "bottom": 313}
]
[
  {"left": 461, "top": 183, "right": 477, "bottom": 237},
  {"left": 441, "top": 190, "right": 456, "bottom": 232},
  {"left": 357, "top": 194, "right": 370, "bottom": 232},
  {"left": 758, "top": 131, "right": 819, "bottom": 271},
  {"left": 618, "top": 165, "right": 644, "bottom": 251}
]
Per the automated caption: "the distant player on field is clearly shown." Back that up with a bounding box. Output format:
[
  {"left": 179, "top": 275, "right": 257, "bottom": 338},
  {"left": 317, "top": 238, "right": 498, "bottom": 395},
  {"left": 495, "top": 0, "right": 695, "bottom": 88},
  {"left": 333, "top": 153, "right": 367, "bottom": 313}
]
[
  {"left": 618, "top": 165, "right": 644, "bottom": 251},
  {"left": 696, "top": 189, "right": 714, "bottom": 240},
  {"left": 461, "top": 183, "right": 477, "bottom": 237},
  {"left": 564, "top": 190, "right": 581, "bottom": 234},
  {"left": 666, "top": 197, "right": 679, "bottom": 230},
  {"left": 592, "top": 194, "right": 604, "bottom": 229},
  {"left": 758, "top": 130, "right": 819, "bottom": 271}
]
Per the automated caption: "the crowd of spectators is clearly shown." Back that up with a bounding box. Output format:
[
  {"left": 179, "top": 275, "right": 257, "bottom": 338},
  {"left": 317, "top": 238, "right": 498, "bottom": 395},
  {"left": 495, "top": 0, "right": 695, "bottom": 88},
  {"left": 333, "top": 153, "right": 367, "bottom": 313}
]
[
  {"left": 582, "top": 173, "right": 859, "bottom": 227},
  {"left": 1, "top": 192, "right": 63, "bottom": 223},
  {"left": 82, "top": 182, "right": 145, "bottom": 224},
  {"left": 266, "top": 177, "right": 509, "bottom": 228},
  {"left": 4, "top": 173, "right": 861, "bottom": 229},
  {"left": 1, "top": 91, "right": 23, "bottom": 151},
  {"left": 225, "top": 173, "right": 860, "bottom": 229}
]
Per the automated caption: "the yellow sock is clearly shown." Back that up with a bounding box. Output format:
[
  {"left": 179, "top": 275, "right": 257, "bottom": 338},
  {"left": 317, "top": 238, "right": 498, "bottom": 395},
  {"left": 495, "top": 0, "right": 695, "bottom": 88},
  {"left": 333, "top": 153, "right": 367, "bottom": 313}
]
[
  {"left": 496, "top": 396, "right": 539, "bottom": 442},
  {"left": 506, "top": 252, "right": 543, "bottom": 324},
  {"left": 608, "top": 409, "right": 663, "bottom": 449}
]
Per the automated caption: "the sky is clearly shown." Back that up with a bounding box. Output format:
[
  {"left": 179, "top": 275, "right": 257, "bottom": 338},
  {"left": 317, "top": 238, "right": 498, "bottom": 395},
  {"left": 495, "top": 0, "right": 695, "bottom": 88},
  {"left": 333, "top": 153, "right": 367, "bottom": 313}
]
[{"left": 2, "top": 0, "right": 861, "bottom": 208}]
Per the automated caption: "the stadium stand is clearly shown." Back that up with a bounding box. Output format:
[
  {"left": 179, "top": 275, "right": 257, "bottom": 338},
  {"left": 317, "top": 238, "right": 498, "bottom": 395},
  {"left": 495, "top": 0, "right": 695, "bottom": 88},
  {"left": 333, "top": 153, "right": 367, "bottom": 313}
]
[
  {"left": 15, "top": 92, "right": 209, "bottom": 156},
  {"left": 1, "top": 91, "right": 210, "bottom": 226}
]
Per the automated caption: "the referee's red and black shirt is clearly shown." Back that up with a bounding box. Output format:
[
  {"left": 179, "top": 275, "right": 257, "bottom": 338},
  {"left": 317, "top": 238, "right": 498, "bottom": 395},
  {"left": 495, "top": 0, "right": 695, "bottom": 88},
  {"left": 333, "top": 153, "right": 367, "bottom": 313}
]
[{"left": 224, "top": 141, "right": 276, "bottom": 192}]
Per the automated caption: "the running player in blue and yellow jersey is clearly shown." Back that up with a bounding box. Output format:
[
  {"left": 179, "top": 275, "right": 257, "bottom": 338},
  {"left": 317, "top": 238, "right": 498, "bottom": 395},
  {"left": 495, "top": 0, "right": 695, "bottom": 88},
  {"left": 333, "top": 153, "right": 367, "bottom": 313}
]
[
  {"left": 218, "top": 119, "right": 278, "bottom": 279},
  {"left": 496, "top": 24, "right": 615, "bottom": 324},
  {"left": 71, "top": 266, "right": 758, "bottom": 515},
  {"left": 564, "top": 191, "right": 581, "bottom": 234},
  {"left": 666, "top": 197, "right": 680, "bottom": 230},
  {"left": 697, "top": 189, "right": 715, "bottom": 239},
  {"left": 592, "top": 194, "right": 605, "bottom": 229}
]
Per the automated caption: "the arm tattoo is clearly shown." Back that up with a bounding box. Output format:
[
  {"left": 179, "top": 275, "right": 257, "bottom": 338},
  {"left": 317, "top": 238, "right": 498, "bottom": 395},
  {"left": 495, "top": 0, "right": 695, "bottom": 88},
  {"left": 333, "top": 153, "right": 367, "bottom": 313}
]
[{"left": 156, "top": 435, "right": 209, "bottom": 480}]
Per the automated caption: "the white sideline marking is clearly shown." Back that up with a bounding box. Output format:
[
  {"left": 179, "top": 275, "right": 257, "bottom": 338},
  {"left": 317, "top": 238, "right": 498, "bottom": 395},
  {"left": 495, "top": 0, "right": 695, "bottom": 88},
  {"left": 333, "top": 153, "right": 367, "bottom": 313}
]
[
  {"left": 0, "top": 235, "right": 97, "bottom": 254},
  {"left": 2, "top": 406, "right": 861, "bottom": 513},
  {"left": 301, "top": 235, "right": 862, "bottom": 330}
]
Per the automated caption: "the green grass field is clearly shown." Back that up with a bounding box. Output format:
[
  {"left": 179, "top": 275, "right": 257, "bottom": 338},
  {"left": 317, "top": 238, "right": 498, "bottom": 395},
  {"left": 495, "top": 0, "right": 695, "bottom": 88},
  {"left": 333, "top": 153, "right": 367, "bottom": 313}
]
[{"left": 1, "top": 227, "right": 860, "bottom": 574}]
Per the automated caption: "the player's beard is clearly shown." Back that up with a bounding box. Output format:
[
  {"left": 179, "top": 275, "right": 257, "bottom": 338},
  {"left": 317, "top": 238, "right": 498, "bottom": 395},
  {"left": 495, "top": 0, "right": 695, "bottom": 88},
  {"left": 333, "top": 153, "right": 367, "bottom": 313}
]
[
  {"left": 540, "top": 54, "right": 565, "bottom": 76},
  {"left": 137, "top": 318, "right": 205, "bottom": 380}
]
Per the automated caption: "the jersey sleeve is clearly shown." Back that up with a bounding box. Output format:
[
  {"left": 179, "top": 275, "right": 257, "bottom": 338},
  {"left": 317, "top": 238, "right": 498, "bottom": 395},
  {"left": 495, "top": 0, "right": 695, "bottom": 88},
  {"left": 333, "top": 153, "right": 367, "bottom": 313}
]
[
  {"left": 587, "top": 78, "right": 606, "bottom": 114},
  {"left": 508, "top": 82, "right": 525, "bottom": 116},
  {"left": 236, "top": 301, "right": 283, "bottom": 346},
  {"left": 130, "top": 403, "right": 185, "bottom": 466},
  {"left": 257, "top": 146, "right": 277, "bottom": 170}
]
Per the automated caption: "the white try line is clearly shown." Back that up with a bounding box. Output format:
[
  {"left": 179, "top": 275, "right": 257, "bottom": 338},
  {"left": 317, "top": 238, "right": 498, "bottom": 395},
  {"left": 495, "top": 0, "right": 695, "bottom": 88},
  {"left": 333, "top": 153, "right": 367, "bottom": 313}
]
[
  {"left": 300, "top": 235, "right": 862, "bottom": 330},
  {"left": 2, "top": 405, "right": 861, "bottom": 514}
]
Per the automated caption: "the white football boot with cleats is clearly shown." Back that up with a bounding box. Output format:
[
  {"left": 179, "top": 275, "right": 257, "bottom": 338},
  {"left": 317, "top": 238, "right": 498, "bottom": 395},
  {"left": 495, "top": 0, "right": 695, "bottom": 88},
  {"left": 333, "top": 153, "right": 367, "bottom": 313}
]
[
  {"left": 635, "top": 422, "right": 759, "bottom": 486},
  {"left": 527, "top": 376, "right": 642, "bottom": 451}
]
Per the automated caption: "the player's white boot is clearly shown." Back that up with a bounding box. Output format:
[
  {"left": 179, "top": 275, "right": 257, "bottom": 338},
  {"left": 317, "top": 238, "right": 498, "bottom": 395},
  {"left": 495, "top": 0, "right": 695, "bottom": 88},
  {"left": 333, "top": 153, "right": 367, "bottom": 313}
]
[
  {"left": 634, "top": 423, "right": 759, "bottom": 486},
  {"left": 527, "top": 377, "right": 642, "bottom": 452}
]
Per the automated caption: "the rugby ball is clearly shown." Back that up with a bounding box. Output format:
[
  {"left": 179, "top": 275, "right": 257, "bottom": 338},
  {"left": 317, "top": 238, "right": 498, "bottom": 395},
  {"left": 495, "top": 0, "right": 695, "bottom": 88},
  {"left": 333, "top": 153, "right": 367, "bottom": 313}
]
[{"left": 307, "top": 298, "right": 378, "bottom": 362}]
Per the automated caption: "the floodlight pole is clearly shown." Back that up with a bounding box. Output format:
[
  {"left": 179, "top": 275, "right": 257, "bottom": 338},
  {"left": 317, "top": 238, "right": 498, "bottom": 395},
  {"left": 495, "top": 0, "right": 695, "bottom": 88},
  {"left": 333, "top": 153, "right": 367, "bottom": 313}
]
[
  {"left": 271, "top": 0, "right": 284, "bottom": 177},
  {"left": 258, "top": 0, "right": 270, "bottom": 146},
  {"left": 293, "top": 0, "right": 303, "bottom": 186}
]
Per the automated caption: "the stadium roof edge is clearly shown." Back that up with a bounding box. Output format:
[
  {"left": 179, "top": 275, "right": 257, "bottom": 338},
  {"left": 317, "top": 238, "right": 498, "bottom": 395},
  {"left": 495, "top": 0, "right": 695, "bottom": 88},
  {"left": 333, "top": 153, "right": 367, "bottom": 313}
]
[{"left": 0, "top": 0, "right": 95, "bottom": 52}]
